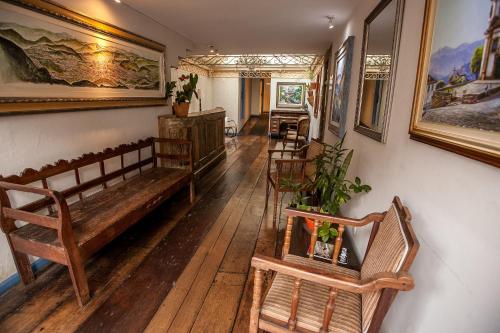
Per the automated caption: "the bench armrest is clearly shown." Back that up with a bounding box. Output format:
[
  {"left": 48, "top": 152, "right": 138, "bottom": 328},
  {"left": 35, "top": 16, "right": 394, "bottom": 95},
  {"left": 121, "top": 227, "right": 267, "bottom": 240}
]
[
  {"left": 284, "top": 208, "right": 386, "bottom": 227},
  {"left": 251, "top": 254, "right": 414, "bottom": 293},
  {"left": 0, "top": 181, "right": 69, "bottom": 231}
]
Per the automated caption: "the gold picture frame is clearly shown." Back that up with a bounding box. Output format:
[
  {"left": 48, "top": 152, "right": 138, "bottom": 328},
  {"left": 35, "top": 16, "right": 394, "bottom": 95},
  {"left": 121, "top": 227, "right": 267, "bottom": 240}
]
[
  {"left": 0, "top": 0, "right": 167, "bottom": 115},
  {"left": 410, "top": 0, "right": 499, "bottom": 167},
  {"left": 276, "top": 82, "right": 306, "bottom": 109}
]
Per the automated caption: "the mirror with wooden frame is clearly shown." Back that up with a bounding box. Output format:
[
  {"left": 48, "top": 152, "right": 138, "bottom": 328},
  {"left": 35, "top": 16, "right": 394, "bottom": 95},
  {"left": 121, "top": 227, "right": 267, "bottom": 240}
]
[{"left": 354, "top": 0, "right": 405, "bottom": 142}]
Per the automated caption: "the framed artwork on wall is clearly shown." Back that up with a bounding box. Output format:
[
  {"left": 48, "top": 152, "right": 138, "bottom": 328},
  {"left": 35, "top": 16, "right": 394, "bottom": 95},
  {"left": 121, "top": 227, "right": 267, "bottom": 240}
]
[
  {"left": 0, "top": 0, "right": 167, "bottom": 115},
  {"left": 328, "top": 36, "right": 354, "bottom": 137},
  {"left": 410, "top": 0, "right": 499, "bottom": 167},
  {"left": 276, "top": 82, "right": 305, "bottom": 108}
]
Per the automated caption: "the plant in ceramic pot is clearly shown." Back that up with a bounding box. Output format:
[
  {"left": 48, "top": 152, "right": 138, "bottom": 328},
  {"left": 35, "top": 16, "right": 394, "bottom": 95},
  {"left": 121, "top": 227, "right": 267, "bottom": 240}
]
[
  {"left": 173, "top": 73, "right": 199, "bottom": 117},
  {"left": 283, "top": 136, "right": 372, "bottom": 260},
  {"left": 311, "top": 136, "right": 371, "bottom": 259}
]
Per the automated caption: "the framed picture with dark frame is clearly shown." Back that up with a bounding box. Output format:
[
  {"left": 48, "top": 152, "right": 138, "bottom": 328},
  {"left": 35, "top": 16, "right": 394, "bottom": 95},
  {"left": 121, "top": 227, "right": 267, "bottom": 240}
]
[
  {"left": 410, "top": 0, "right": 499, "bottom": 167},
  {"left": 276, "top": 82, "right": 306, "bottom": 108},
  {"left": 328, "top": 36, "right": 354, "bottom": 137},
  {"left": 0, "top": 0, "right": 167, "bottom": 115}
]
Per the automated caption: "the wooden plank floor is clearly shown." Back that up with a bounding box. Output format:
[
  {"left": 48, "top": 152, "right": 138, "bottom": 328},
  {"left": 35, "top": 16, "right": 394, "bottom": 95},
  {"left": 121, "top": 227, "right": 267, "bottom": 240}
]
[{"left": 0, "top": 116, "right": 289, "bottom": 333}]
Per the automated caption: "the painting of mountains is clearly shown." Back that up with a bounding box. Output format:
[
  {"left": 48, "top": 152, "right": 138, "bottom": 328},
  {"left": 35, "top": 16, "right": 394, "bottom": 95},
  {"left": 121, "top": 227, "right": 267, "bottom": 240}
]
[
  {"left": 0, "top": 22, "right": 161, "bottom": 90},
  {"left": 420, "top": 0, "right": 499, "bottom": 133},
  {"left": 429, "top": 40, "right": 483, "bottom": 83},
  {"left": 410, "top": 0, "right": 499, "bottom": 167},
  {"left": 0, "top": 1, "right": 165, "bottom": 103}
]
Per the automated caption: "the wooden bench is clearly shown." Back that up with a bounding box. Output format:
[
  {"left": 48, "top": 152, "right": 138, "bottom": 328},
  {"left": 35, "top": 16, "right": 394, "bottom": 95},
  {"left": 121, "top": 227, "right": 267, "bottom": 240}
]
[{"left": 0, "top": 137, "right": 194, "bottom": 306}]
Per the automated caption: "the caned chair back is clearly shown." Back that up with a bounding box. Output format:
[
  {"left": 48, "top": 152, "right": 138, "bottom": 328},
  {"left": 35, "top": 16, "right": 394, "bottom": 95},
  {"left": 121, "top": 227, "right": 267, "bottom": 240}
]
[
  {"left": 360, "top": 197, "right": 418, "bottom": 332},
  {"left": 304, "top": 140, "right": 325, "bottom": 180},
  {"left": 297, "top": 117, "right": 310, "bottom": 137}
]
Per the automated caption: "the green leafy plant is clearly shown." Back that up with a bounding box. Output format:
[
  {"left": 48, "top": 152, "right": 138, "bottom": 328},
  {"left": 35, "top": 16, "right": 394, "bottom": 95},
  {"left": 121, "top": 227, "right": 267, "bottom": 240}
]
[
  {"left": 165, "top": 81, "right": 176, "bottom": 99},
  {"left": 175, "top": 73, "right": 199, "bottom": 104},
  {"left": 280, "top": 177, "right": 311, "bottom": 209},
  {"left": 318, "top": 222, "right": 338, "bottom": 243},
  {"left": 315, "top": 135, "right": 371, "bottom": 216}
]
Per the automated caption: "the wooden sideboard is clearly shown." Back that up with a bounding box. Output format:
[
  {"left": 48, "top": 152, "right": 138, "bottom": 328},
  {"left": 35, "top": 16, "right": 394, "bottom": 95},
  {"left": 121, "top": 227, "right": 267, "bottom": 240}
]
[
  {"left": 268, "top": 109, "right": 309, "bottom": 137},
  {"left": 158, "top": 107, "right": 226, "bottom": 178}
]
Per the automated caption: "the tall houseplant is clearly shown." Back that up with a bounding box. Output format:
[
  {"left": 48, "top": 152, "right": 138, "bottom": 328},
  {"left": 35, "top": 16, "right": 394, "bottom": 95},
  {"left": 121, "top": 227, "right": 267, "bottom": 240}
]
[
  {"left": 173, "top": 73, "right": 199, "bottom": 117},
  {"left": 283, "top": 136, "right": 371, "bottom": 259},
  {"left": 314, "top": 136, "right": 371, "bottom": 216}
]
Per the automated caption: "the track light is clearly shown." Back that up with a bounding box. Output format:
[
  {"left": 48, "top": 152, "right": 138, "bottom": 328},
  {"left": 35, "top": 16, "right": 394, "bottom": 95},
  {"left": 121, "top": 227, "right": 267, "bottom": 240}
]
[{"left": 327, "top": 16, "right": 335, "bottom": 29}]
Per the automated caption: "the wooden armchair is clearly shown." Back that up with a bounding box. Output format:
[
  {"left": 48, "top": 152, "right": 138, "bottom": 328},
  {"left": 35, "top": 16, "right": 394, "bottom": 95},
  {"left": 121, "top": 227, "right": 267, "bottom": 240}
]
[
  {"left": 265, "top": 140, "right": 325, "bottom": 225},
  {"left": 283, "top": 116, "right": 310, "bottom": 149},
  {"left": 250, "top": 196, "right": 419, "bottom": 333}
]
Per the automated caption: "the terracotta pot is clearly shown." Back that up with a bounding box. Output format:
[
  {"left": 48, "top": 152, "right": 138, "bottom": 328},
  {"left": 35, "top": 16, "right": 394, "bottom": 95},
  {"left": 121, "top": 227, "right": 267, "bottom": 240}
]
[
  {"left": 173, "top": 102, "right": 190, "bottom": 117},
  {"left": 305, "top": 217, "right": 315, "bottom": 232}
]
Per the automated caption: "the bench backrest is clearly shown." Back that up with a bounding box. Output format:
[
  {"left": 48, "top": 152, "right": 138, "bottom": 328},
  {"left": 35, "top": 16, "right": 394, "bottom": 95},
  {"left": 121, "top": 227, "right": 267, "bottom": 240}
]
[
  {"left": 361, "top": 196, "right": 419, "bottom": 333},
  {"left": 0, "top": 138, "right": 191, "bottom": 213}
]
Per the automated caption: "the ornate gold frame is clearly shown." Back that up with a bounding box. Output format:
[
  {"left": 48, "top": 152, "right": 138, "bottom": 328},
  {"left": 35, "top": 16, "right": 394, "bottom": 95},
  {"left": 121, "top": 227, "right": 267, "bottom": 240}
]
[
  {"left": 0, "top": 0, "right": 167, "bottom": 115},
  {"left": 409, "top": 0, "right": 499, "bottom": 167}
]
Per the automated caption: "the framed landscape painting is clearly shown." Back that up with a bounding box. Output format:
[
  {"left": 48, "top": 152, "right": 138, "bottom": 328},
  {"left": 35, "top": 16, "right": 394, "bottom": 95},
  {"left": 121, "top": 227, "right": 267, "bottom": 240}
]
[
  {"left": 276, "top": 82, "right": 305, "bottom": 108},
  {"left": 328, "top": 36, "right": 354, "bottom": 137},
  {"left": 410, "top": 0, "right": 500, "bottom": 167},
  {"left": 0, "top": 0, "right": 167, "bottom": 115}
]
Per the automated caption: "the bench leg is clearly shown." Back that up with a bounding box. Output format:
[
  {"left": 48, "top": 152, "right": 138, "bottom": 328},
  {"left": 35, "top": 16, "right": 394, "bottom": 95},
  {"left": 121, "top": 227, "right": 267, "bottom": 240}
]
[
  {"left": 4, "top": 234, "right": 35, "bottom": 284},
  {"left": 189, "top": 180, "right": 196, "bottom": 204},
  {"left": 65, "top": 251, "right": 90, "bottom": 307},
  {"left": 13, "top": 250, "right": 35, "bottom": 285}
]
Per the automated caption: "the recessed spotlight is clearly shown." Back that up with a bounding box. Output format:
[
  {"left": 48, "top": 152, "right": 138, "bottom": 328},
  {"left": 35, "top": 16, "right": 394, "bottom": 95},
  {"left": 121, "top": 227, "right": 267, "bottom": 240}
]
[
  {"left": 327, "top": 16, "right": 335, "bottom": 29},
  {"left": 114, "top": 0, "right": 121, "bottom": 3}
]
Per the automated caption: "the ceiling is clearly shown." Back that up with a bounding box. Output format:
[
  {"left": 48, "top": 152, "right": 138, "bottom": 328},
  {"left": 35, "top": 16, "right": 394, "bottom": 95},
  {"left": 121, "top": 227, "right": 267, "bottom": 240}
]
[{"left": 124, "top": 0, "right": 360, "bottom": 55}]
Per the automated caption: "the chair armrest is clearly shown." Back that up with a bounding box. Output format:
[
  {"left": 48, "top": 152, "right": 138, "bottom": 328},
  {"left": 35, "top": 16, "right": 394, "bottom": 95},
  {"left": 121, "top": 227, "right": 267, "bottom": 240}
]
[
  {"left": 268, "top": 147, "right": 307, "bottom": 155},
  {"left": 251, "top": 254, "right": 414, "bottom": 293},
  {"left": 284, "top": 208, "right": 386, "bottom": 227}
]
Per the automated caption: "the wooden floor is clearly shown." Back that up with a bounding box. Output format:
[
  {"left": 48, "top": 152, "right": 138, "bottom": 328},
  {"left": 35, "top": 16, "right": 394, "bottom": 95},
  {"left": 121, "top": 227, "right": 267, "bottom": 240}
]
[{"left": 0, "top": 116, "right": 287, "bottom": 333}]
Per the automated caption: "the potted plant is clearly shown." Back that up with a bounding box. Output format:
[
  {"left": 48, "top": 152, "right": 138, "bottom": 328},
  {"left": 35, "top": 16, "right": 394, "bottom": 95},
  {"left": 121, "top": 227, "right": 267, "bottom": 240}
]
[
  {"left": 284, "top": 136, "right": 372, "bottom": 260},
  {"left": 173, "top": 73, "right": 199, "bottom": 117}
]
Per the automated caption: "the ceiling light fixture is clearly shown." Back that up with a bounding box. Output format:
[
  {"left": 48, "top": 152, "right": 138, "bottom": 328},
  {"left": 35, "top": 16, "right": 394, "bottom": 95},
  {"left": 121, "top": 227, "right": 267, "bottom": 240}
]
[
  {"left": 114, "top": 0, "right": 121, "bottom": 3},
  {"left": 209, "top": 45, "right": 215, "bottom": 54},
  {"left": 327, "top": 16, "right": 335, "bottom": 29}
]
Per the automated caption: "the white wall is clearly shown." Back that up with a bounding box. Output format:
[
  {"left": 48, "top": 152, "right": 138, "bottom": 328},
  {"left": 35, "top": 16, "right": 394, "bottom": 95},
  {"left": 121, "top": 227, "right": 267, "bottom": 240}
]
[
  {"left": 250, "top": 79, "right": 261, "bottom": 116},
  {"left": 0, "top": 0, "right": 194, "bottom": 282},
  {"left": 212, "top": 77, "right": 240, "bottom": 128},
  {"left": 323, "top": 1, "right": 500, "bottom": 332}
]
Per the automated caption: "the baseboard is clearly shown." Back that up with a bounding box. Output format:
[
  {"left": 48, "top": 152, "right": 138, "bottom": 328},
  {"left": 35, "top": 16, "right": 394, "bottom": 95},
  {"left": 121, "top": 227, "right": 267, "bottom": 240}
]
[{"left": 0, "top": 259, "right": 51, "bottom": 296}]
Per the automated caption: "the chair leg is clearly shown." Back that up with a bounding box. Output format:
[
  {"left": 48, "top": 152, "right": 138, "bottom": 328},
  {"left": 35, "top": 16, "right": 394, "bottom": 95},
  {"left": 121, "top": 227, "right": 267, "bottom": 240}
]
[
  {"left": 189, "top": 180, "right": 196, "bottom": 204},
  {"left": 265, "top": 178, "right": 270, "bottom": 210},
  {"left": 273, "top": 188, "right": 280, "bottom": 226},
  {"left": 65, "top": 250, "right": 90, "bottom": 307},
  {"left": 249, "top": 268, "right": 264, "bottom": 333}
]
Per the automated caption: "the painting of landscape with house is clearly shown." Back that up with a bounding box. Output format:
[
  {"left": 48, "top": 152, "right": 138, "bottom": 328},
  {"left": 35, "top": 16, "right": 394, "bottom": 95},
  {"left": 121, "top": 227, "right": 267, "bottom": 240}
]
[{"left": 422, "top": 0, "right": 499, "bottom": 132}]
